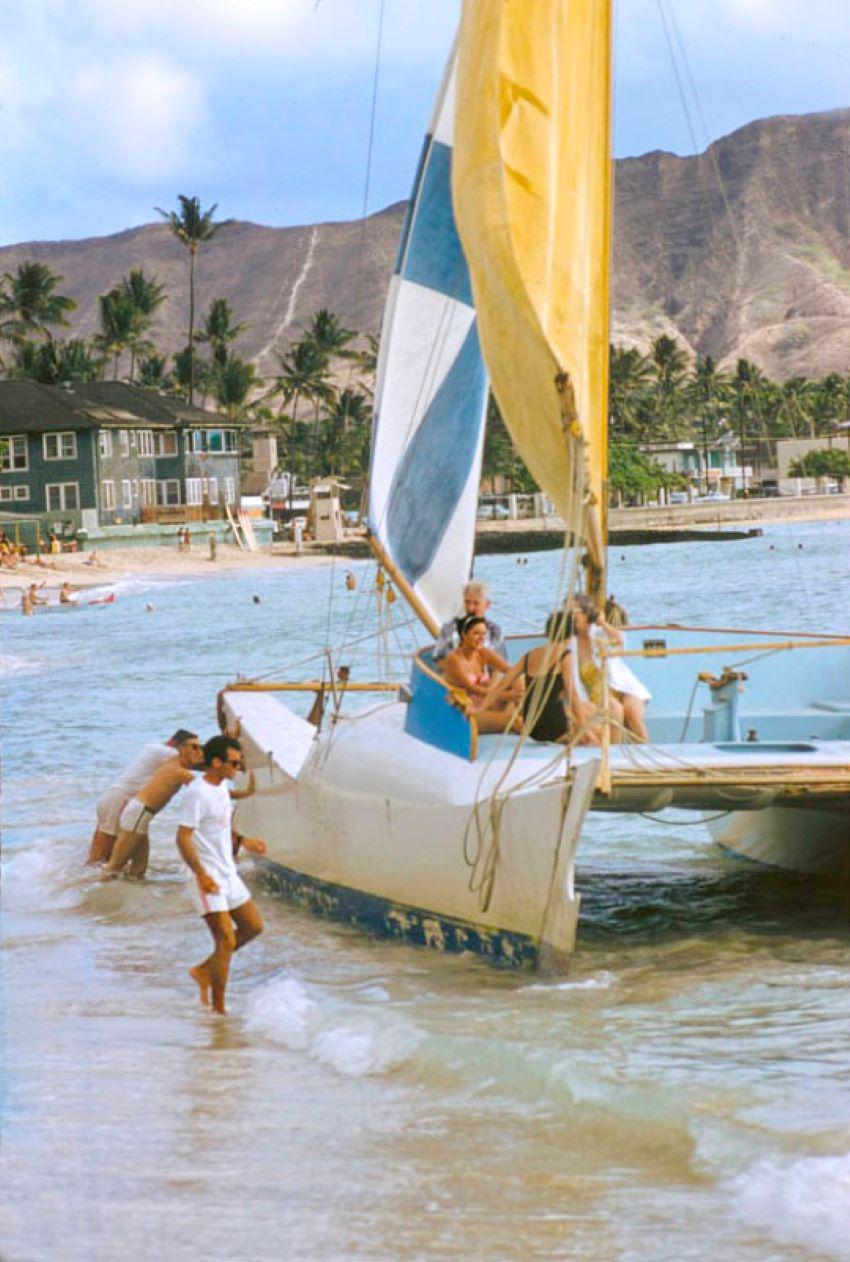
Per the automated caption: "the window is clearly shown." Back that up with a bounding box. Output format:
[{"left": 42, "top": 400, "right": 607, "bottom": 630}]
[
  {"left": 140, "top": 479, "right": 157, "bottom": 507},
  {"left": 137, "top": 431, "right": 154, "bottom": 456},
  {"left": 2, "top": 436, "right": 28, "bottom": 471},
  {"left": 46, "top": 483, "right": 80, "bottom": 511},
  {"left": 99, "top": 431, "right": 113, "bottom": 458},
  {"left": 129, "top": 431, "right": 137, "bottom": 448},
  {"left": 101, "top": 480, "right": 116, "bottom": 510},
  {"left": 43, "top": 432, "right": 77, "bottom": 460},
  {"left": 119, "top": 430, "right": 129, "bottom": 456},
  {"left": 207, "top": 476, "right": 219, "bottom": 505},
  {"left": 156, "top": 479, "right": 181, "bottom": 506},
  {"left": 189, "top": 429, "right": 237, "bottom": 454},
  {"left": 122, "top": 480, "right": 133, "bottom": 508},
  {"left": 153, "top": 431, "right": 178, "bottom": 457},
  {"left": 132, "top": 479, "right": 139, "bottom": 497},
  {"left": 0, "top": 484, "right": 27, "bottom": 501},
  {"left": 185, "top": 478, "right": 202, "bottom": 506},
  {"left": 223, "top": 477, "right": 236, "bottom": 505}
]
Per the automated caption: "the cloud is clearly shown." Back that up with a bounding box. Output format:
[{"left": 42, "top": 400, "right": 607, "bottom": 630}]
[
  {"left": 79, "top": 0, "right": 457, "bottom": 69},
  {"left": 67, "top": 56, "right": 207, "bottom": 183}
]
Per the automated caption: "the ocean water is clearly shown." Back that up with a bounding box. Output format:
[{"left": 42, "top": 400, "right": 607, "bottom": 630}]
[{"left": 3, "top": 519, "right": 850, "bottom": 1261}]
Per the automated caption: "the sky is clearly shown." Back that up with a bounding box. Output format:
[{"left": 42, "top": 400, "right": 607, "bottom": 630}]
[{"left": 0, "top": 0, "right": 847, "bottom": 247}]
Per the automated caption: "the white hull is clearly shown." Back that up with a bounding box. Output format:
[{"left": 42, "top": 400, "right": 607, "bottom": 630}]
[
  {"left": 225, "top": 693, "right": 599, "bottom": 968},
  {"left": 709, "top": 806, "right": 850, "bottom": 876}
]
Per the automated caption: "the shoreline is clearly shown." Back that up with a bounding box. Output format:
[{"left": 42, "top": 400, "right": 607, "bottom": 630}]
[{"left": 0, "top": 542, "right": 339, "bottom": 594}]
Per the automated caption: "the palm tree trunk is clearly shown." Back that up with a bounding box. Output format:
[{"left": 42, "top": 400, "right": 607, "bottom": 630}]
[{"left": 188, "top": 248, "right": 196, "bottom": 407}]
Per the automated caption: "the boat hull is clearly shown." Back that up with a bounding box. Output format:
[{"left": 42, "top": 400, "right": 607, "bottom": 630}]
[
  {"left": 709, "top": 805, "right": 850, "bottom": 876},
  {"left": 225, "top": 693, "right": 599, "bottom": 969}
]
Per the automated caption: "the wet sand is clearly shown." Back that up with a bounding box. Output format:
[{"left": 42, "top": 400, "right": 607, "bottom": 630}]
[{"left": 0, "top": 542, "right": 338, "bottom": 593}]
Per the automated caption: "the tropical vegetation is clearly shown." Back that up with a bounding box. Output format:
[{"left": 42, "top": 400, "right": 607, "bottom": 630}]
[{"left": 1, "top": 200, "right": 848, "bottom": 503}]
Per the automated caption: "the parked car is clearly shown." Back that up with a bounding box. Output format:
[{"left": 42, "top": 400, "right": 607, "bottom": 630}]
[
  {"left": 477, "top": 502, "right": 511, "bottom": 519},
  {"left": 668, "top": 490, "right": 689, "bottom": 504},
  {"left": 695, "top": 491, "right": 730, "bottom": 502}
]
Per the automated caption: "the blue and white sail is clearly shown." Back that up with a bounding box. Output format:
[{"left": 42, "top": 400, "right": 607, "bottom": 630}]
[{"left": 368, "top": 51, "right": 488, "bottom": 633}]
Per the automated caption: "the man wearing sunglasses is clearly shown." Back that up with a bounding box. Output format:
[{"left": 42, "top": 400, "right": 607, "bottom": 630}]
[
  {"left": 177, "top": 734, "right": 266, "bottom": 1015},
  {"left": 103, "top": 734, "right": 206, "bottom": 878}
]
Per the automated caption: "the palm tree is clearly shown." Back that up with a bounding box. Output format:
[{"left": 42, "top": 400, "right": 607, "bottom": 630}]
[
  {"left": 137, "top": 353, "right": 170, "bottom": 390},
  {"left": 0, "top": 262, "right": 77, "bottom": 343},
  {"left": 267, "top": 337, "right": 335, "bottom": 490},
  {"left": 8, "top": 338, "right": 99, "bottom": 385},
  {"left": 198, "top": 298, "right": 247, "bottom": 368},
  {"left": 320, "top": 388, "right": 371, "bottom": 475},
  {"left": 155, "top": 195, "right": 233, "bottom": 405},
  {"left": 687, "top": 354, "right": 730, "bottom": 491},
  {"left": 210, "top": 352, "right": 259, "bottom": 421},
  {"left": 94, "top": 288, "right": 140, "bottom": 378},
  {"left": 730, "top": 359, "right": 771, "bottom": 491},
  {"left": 354, "top": 332, "right": 380, "bottom": 395},
  {"left": 118, "top": 269, "right": 166, "bottom": 381},
  {"left": 305, "top": 308, "right": 357, "bottom": 360},
  {"left": 648, "top": 335, "right": 689, "bottom": 443},
  {"left": 609, "top": 345, "right": 652, "bottom": 438}
]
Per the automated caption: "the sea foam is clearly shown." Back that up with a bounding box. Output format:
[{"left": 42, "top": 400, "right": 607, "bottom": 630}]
[
  {"left": 245, "top": 974, "right": 421, "bottom": 1077},
  {"left": 730, "top": 1152, "right": 850, "bottom": 1258}
]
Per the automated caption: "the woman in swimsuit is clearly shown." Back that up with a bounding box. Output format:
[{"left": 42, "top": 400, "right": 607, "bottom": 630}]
[
  {"left": 573, "top": 594, "right": 649, "bottom": 742},
  {"left": 442, "top": 615, "right": 523, "bottom": 734}
]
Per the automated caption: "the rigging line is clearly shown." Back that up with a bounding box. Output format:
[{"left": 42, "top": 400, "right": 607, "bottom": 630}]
[
  {"left": 662, "top": 0, "right": 743, "bottom": 254},
  {"left": 344, "top": 0, "right": 387, "bottom": 398}
]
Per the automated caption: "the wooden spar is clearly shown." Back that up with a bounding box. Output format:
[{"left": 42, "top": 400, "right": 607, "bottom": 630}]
[
  {"left": 365, "top": 530, "right": 440, "bottom": 638},
  {"left": 614, "top": 637, "right": 850, "bottom": 661},
  {"left": 224, "top": 681, "right": 400, "bottom": 693}
]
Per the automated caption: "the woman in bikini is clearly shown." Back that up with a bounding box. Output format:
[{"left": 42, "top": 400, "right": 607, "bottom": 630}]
[{"left": 442, "top": 614, "right": 523, "bottom": 734}]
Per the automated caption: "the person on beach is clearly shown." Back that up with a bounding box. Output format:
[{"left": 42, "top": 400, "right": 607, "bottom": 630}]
[
  {"left": 102, "top": 735, "right": 206, "bottom": 879},
  {"left": 442, "top": 614, "right": 523, "bottom": 734},
  {"left": 177, "top": 735, "right": 266, "bottom": 1015},
  {"left": 434, "top": 580, "right": 505, "bottom": 662},
  {"left": 27, "top": 582, "right": 48, "bottom": 606},
  {"left": 59, "top": 582, "right": 78, "bottom": 605},
  {"left": 87, "top": 729, "right": 200, "bottom": 865}
]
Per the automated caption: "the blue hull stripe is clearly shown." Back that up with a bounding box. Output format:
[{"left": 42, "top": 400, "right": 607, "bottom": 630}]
[
  {"left": 385, "top": 321, "right": 487, "bottom": 583},
  {"left": 400, "top": 139, "right": 473, "bottom": 306},
  {"left": 258, "top": 858, "right": 537, "bottom": 967}
]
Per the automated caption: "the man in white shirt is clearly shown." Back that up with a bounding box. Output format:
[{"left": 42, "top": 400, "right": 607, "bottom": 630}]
[
  {"left": 177, "top": 734, "right": 266, "bottom": 1015},
  {"left": 87, "top": 729, "right": 198, "bottom": 866}
]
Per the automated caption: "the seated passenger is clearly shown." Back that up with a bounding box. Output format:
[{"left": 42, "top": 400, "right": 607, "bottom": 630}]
[
  {"left": 572, "top": 594, "right": 649, "bottom": 742},
  {"left": 434, "top": 580, "right": 505, "bottom": 662},
  {"left": 442, "top": 614, "right": 522, "bottom": 734}
]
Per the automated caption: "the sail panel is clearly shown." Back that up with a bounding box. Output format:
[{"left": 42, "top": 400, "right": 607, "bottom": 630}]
[
  {"left": 453, "top": 0, "right": 612, "bottom": 565},
  {"left": 369, "top": 52, "right": 488, "bottom": 631}
]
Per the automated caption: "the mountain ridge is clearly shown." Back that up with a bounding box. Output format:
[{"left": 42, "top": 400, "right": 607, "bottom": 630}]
[{"left": 2, "top": 107, "right": 848, "bottom": 381}]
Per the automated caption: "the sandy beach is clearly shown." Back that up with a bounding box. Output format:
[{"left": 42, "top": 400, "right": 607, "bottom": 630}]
[{"left": 0, "top": 541, "right": 338, "bottom": 596}]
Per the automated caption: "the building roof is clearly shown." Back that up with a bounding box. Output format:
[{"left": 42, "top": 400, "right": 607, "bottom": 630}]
[{"left": 0, "top": 380, "right": 233, "bottom": 434}]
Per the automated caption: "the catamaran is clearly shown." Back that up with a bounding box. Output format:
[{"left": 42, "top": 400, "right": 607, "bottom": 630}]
[{"left": 221, "top": 2, "right": 850, "bottom": 968}]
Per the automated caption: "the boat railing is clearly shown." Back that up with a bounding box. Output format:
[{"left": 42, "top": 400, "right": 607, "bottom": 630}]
[{"left": 405, "top": 652, "right": 479, "bottom": 761}]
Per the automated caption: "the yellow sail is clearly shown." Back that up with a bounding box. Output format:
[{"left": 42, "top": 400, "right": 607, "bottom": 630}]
[{"left": 453, "top": 0, "right": 612, "bottom": 577}]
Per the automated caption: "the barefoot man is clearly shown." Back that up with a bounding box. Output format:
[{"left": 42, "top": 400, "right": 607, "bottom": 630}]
[
  {"left": 103, "top": 734, "right": 205, "bottom": 878},
  {"left": 177, "top": 735, "right": 266, "bottom": 1014}
]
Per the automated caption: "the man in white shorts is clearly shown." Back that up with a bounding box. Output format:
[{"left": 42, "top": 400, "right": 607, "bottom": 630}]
[
  {"left": 103, "top": 735, "right": 205, "bottom": 878},
  {"left": 87, "top": 729, "right": 199, "bottom": 865},
  {"left": 177, "top": 734, "right": 266, "bottom": 1015}
]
